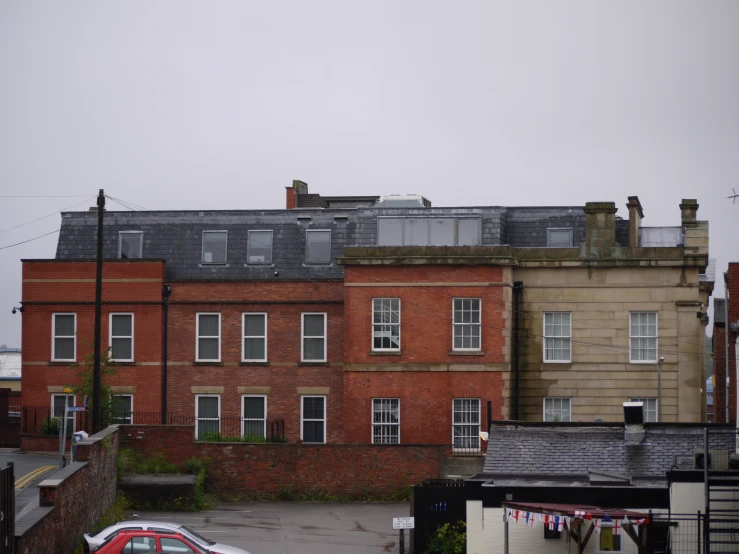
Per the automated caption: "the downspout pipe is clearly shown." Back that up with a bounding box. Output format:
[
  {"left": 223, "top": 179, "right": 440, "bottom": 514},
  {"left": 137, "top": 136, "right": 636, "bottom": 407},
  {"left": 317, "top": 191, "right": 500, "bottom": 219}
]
[
  {"left": 513, "top": 282, "right": 523, "bottom": 421},
  {"left": 726, "top": 275, "right": 730, "bottom": 424},
  {"left": 161, "top": 285, "right": 171, "bottom": 425}
]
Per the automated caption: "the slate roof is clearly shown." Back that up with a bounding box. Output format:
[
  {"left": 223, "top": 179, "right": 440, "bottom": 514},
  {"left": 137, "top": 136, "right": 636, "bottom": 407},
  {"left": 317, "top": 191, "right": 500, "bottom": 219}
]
[
  {"left": 483, "top": 423, "right": 736, "bottom": 478},
  {"left": 54, "top": 203, "right": 628, "bottom": 281}
]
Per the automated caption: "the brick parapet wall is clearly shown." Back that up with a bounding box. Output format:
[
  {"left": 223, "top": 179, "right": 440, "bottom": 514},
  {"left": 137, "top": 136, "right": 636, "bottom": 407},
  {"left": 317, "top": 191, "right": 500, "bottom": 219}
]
[
  {"left": 16, "top": 426, "right": 120, "bottom": 554},
  {"left": 121, "top": 425, "right": 442, "bottom": 495}
]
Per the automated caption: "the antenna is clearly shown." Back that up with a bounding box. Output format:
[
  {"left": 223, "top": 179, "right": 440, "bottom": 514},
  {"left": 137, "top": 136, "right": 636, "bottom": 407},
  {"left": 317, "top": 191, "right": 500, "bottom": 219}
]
[{"left": 729, "top": 188, "right": 739, "bottom": 204}]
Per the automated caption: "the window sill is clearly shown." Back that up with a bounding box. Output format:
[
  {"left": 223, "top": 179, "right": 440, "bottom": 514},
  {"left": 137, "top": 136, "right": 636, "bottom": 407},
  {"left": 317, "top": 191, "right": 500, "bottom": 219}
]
[
  {"left": 198, "top": 263, "right": 229, "bottom": 267},
  {"left": 629, "top": 360, "right": 658, "bottom": 365},
  {"left": 300, "top": 361, "right": 329, "bottom": 366},
  {"left": 193, "top": 361, "right": 224, "bottom": 366},
  {"left": 240, "top": 361, "right": 270, "bottom": 366},
  {"left": 369, "top": 351, "right": 402, "bottom": 356},
  {"left": 112, "top": 361, "right": 135, "bottom": 366},
  {"left": 49, "top": 361, "right": 75, "bottom": 365},
  {"left": 448, "top": 350, "right": 485, "bottom": 356}
]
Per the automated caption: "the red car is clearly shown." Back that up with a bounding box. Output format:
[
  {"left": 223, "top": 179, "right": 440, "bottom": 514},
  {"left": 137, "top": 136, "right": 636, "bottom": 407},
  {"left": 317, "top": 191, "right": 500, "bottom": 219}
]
[{"left": 92, "top": 529, "right": 219, "bottom": 553}]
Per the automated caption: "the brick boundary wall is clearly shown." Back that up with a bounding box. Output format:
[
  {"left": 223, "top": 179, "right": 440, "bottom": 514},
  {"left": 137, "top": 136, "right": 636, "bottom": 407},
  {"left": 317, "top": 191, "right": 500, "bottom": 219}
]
[
  {"left": 121, "top": 425, "right": 444, "bottom": 496},
  {"left": 20, "top": 433, "right": 73, "bottom": 452},
  {"left": 16, "top": 427, "right": 119, "bottom": 554}
]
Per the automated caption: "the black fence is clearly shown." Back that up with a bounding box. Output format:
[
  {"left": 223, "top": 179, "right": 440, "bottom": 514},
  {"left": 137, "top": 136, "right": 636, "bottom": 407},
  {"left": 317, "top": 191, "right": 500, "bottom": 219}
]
[
  {"left": 0, "top": 463, "right": 14, "bottom": 554},
  {"left": 412, "top": 479, "right": 467, "bottom": 554},
  {"left": 0, "top": 390, "right": 21, "bottom": 447},
  {"left": 704, "top": 427, "right": 739, "bottom": 554}
]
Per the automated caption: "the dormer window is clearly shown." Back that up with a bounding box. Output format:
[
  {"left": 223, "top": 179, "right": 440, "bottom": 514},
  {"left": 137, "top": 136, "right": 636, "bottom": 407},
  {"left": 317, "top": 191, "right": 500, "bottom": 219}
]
[
  {"left": 201, "top": 231, "right": 227, "bottom": 264},
  {"left": 247, "top": 230, "right": 273, "bottom": 264},
  {"left": 118, "top": 232, "right": 143, "bottom": 259},
  {"left": 377, "top": 217, "right": 481, "bottom": 246},
  {"left": 547, "top": 228, "right": 573, "bottom": 247}
]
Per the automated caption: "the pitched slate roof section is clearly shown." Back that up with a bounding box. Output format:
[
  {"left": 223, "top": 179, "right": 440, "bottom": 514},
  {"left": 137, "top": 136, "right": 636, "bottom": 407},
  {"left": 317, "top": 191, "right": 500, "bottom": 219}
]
[
  {"left": 54, "top": 204, "right": 612, "bottom": 280},
  {"left": 483, "top": 424, "right": 735, "bottom": 477}
]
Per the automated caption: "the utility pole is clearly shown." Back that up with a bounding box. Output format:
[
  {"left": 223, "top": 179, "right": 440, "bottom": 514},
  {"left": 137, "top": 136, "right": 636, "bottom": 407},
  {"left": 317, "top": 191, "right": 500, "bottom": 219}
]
[{"left": 92, "top": 189, "right": 105, "bottom": 433}]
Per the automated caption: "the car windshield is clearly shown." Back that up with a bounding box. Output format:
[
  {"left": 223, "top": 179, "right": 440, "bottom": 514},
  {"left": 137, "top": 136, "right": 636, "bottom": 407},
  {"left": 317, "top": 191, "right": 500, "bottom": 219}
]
[{"left": 180, "top": 526, "right": 216, "bottom": 546}]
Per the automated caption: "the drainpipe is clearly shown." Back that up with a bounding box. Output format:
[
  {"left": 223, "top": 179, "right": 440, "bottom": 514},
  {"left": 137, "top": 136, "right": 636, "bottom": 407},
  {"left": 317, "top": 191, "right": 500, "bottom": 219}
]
[
  {"left": 161, "top": 285, "right": 172, "bottom": 425},
  {"left": 513, "top": 282, "right": 523, "bottom": 421},
  {"left": 726, "top": 279, "right": 729, "bottom": 424},
  {"left": 658, "top": 357, "right": 664, "bottom": 422}
]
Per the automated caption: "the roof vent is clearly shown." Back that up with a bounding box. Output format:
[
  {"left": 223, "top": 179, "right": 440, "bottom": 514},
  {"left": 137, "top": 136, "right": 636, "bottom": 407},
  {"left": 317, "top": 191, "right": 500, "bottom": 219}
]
[{"left": 374, "top": 195, "right": 432, "bottom": 208}]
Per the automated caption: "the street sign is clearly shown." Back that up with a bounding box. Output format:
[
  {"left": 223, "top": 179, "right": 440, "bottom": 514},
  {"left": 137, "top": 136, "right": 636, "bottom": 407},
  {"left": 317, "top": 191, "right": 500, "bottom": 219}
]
[
  {"left": 393, "top": 517, "right": 415, "bottom": 530},
  {"left": 67, "top": 406, "right": 86, "bottom": 412}
]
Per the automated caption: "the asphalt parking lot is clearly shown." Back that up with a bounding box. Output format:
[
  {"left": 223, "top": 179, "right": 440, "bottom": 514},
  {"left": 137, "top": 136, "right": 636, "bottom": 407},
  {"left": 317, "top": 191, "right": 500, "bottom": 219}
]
[{"left": 134, "top": 501, "right": 411, "bottom": 554}]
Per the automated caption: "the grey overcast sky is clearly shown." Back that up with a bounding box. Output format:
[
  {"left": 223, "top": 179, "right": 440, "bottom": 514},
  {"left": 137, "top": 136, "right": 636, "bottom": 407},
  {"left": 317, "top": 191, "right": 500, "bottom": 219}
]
[{"left": 1, "top": 1, "right": 737, "bottom": 347}]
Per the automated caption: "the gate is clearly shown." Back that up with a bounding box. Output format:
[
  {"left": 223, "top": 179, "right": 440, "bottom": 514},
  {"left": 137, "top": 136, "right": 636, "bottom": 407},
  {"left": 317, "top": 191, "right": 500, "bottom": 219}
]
[
  {"left": 0, "top": 462, "right": 15, "bottom": 554},
  {"left": 0, "top": 391, "right": 20, "bottom": 448},
  {"left": 412, "top": 479, "right": 467, "bottom": 554}
]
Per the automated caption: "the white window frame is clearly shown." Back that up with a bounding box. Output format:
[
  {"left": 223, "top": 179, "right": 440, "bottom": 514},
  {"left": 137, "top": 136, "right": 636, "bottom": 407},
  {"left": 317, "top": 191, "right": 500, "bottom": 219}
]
[
  {"left": 242, "top": 313, "right": 267, "bottom": 362},
  {"left": 196, "top": 313, "right": 221, "bottom": 362},
  {"left": 372, "top": 298, "right": 401, "bottom": 352},
  {"left": 629, "top": 312, "right": 658, "bottom": 363},
  {"left": 195, "top": 394, "right": 221, "bottom": 440},
  {"left": 52, "top": 313, "right": 76, "bottom": 362},
  {"left": 117, "top": 231, "right": 143, "bottom": 259},
  {"left": 109, "top": 313, "right": 134, "bottom": 362},
  {"left": 301, "top": 312, "right": 327, "bottom": 362},
  {"left": 376, "top": 217, "right": 482, "bottom": 246},
  {"left": 201, "top": 230, "right": 228, "bottom": 264},
  {"left": 452, "top": 398, "right": 481, "bottom": 451},
  {"left": 543, "top": 312, "right": 572, "bottom": 363},
  {"left": 543, "top": 397, "right": 571, "bottom": 422},
  {"left": 630, "top": 397, "right": 658, "bottom": 423},
  {"left": 452, "top": 298, "right": 482, "bottom": 351},
  {"left": 111, "top": 394, "right": 134, "bottom": 424},
  {"left": 300, "top": 395, "right": 326, "bottom": 444},
  {"left": 51, "top": 393, "right": 76, "bottom": 434},
  {"left": 241, "top": 394, "right": 267, "bottom": 439},
  {"left": 372, "top": 398, "right": 400, "bottom": 444},
  {"left": 247, "top": 229, "right": 274, "bottom": 265},
  {"left": 547, "top": 228, "right": 573, "bottom": 247},
  {"left": 305, "top": 229, "right": 332, "bottom": 264}
]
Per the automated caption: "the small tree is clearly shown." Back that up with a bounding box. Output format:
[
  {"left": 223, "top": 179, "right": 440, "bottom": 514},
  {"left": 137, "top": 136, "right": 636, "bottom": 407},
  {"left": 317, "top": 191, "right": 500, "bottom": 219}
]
[{"left": 67, "top": 341, "right": 119, "bottom": 429}]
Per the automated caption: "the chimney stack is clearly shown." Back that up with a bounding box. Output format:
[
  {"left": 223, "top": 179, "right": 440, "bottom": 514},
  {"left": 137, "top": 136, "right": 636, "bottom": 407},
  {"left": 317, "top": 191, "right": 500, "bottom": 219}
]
[
  {"left": 584, "top": 202, "right": 618, "bottom": 255},
  {"left": 626, "top": 196, "right": 643, "bottom": 248},
  {"left": 285, "top": 180, "right": 309, "bottom": 209},
  {"left": 679, "top": 199, "right": 699, "bottom": 227}
]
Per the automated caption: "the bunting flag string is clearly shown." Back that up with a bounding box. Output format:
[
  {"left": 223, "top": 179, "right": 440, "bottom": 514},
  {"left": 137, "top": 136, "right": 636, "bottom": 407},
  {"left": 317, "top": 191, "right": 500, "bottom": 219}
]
[{"left": 505, "top": 509, "right": 645, "bottom": 530}]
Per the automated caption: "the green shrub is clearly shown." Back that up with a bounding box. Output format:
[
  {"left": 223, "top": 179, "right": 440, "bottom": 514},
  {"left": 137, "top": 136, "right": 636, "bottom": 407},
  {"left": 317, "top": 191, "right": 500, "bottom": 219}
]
[
  {"left": 425, "top": 522, "right": 466, "bottom": 554},
  {"left": 40, "top": 417, "right": 60, "bottom": 435},
  {"left": 196, "top": 432, "right": 285, "bottom": 443}
]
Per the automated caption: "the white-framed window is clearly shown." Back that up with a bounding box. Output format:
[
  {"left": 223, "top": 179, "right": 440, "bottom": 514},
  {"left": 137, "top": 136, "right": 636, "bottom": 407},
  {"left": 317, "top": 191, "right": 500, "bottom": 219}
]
[
  {"left": 111, "top": 394, "right": 133, "bottom": 424},
  {"left": 544, "top": 312, "right": 571, "bottom": 362},
  {"left": 109, "top": 313, "right": 134, "bottom": 362},
  {"left": 630, "top": 312, "right": 657, "bottom": 362},
  {"left": 51, "top": 394, "right": 75, "bottom": 436},
  {"left": 118, "top": 231, "right": 143, "bottom": 259},
  {"left": 196, "top": 313, "right": 221, "bottom": 362},
  {"left": 201, "top": 230, "right": 227, "bottom": 264},
  {"left": 52, "top": 313, "right": 76, "bottom": 362},
  {"left": 372, "top": 398, "right": 400, "bottom": 444},
  {"left": 630, "top": 397, "right": 658, "bottom": 423},
  {"left": 242, "top": 313, "right": 267, "bottom": 362},
  {"left": 306, "top": 230, "right": 331, "bottom": 264},
  {"left": 301, "top": 313, "right": 327, "bottom": 362},
  {"left": 247, "top": 230, "right": 273, "bottom": 264},
  {"left": 543, "top": 397, "right": 571, "bottom": 422},
  {"left": 195, "top": 395, "right": 220, "bottom": 440},
  {"left": 301, "top": 396, "right": 326, "bottom": 443},
  {"left": 372, "top": 298, "right": 401, "bottom": 351},
  {"left": 242, "top": 395, "right": 267, "bottom": 440},
  {"left": 547, "top": 228, "right": 573, "bottom": 247},
  {"left": 452, "top": 398, "right": 480, "bottom": 450},
  {"left": 453, "top": 298, "right": 481, "bottom": 351}
]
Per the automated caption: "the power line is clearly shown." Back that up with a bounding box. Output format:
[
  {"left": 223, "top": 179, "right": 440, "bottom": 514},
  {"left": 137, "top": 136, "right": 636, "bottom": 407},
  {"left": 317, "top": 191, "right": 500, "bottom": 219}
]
[
  {"left": 0, "top": 229, "right": 60, "bottom": 250},
  {"left": 0, "top": 196, "right": 96, "bottom": 234},
  {"left": 0, "top": 195, "right": 93, "bottom": 198},
  {"left": 102, "top": 194, "right": 714, "bottom": 360}
]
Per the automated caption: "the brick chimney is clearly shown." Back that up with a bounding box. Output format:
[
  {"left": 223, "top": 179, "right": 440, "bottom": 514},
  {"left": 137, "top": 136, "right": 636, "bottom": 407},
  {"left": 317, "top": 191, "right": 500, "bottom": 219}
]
[
  {"left": 584, "top": 202, "right": 619, "bottom": 254},
  {"left": 626, "top": 196, "right": 643, "bottom": 248},
  {"left": 285, "top": 180, "right": 309, "bottom": 209}
]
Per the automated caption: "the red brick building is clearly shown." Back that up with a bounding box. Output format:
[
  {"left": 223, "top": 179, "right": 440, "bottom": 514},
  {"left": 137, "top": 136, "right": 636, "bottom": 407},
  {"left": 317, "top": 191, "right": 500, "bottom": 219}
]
[
  {"left": 20, "top": 182, "right": 713, "bottom": 451},
  {"left": 712, "top": 262, "right": 739, "bottom": 424}
]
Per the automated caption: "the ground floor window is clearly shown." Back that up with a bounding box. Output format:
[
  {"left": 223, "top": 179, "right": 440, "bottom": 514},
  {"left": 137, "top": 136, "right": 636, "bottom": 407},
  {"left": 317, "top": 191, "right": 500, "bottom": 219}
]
[
  {"left": 242, "top": 395, "right": 267, "bottom": 440},
  {"left": 195, "top": 395, "right": 220, "bottom": 440},
  {"left": 111, "top": 394, "right": 133, "bottom": 424},
  {"left": 301, "top": 396, "right": 326, "bottom": 443},
  {"left": 372, "top": 398, "right": 400, "bottom": 444},
  {"left": 543, "top": 397, "right": 571, "bottom": 422},
  {"left": 453, "top": 398, "right": 480, "bottom": 450}
]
